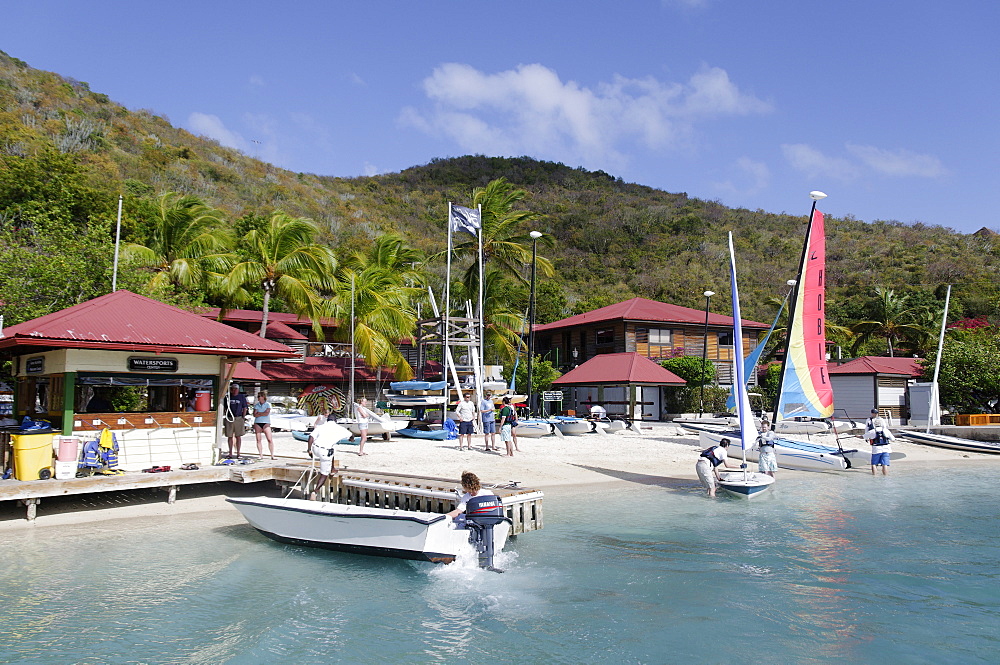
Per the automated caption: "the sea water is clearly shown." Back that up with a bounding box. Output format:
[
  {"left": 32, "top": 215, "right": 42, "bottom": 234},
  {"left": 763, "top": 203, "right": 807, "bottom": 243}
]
[{"left": 1, "top": 466, "right": 998, "bottom": 664}]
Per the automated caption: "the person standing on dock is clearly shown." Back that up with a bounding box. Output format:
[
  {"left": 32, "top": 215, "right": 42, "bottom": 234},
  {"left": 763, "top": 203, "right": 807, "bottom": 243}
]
[
  {"left": 865, "top": 409, "right": 895, "bottom": 476},
  {"left": 480, "top": 391, "right": 497, "bottom": 452},
  {"left": 455, "top": 393, "right": 478, "bottom": 451},
  {"left": 224, "top": 384, "right": 249, "bottom": 460},
  {"left": 355, "top": 397, "right": 376, "bottom": 456},
  {"left": 308, "top": 419, "right": 340, "bottom": 501},
  {"left": 253, "top": 390, "right": 276, "bottom": 460}
]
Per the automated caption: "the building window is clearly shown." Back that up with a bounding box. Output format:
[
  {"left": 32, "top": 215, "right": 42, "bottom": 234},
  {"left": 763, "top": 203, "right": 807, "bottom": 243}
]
[
  {"left": 596, "top": 329, "right": 614, "bottom": 346},
  {"left": 717, "top": 331, "right": 734, "bottom": 347},
  {"left": 638, "top": 327, "right": 673, "bottom": 359}
]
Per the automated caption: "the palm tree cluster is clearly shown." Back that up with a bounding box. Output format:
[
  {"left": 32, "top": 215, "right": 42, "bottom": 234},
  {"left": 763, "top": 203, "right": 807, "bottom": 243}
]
[{"left": 122, "top": 179, "right": 553, "bottom": 379}]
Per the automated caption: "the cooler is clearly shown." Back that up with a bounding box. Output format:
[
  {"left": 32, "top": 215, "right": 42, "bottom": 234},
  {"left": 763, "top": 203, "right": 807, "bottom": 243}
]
[
  {"left": 12, "top": 432, "right": 55, "bottom": 481},
  {"left": 56, "top": 435, "right": 80, "bottom": 462},
  {"left": 194, "top": 390, "right": 211, "bottom": 411}
]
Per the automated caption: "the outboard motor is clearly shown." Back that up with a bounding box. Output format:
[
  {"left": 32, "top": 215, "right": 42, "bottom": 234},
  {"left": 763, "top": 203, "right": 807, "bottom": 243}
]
[{"left": 464, "top": 494, "right": 511, "bottom": 572}]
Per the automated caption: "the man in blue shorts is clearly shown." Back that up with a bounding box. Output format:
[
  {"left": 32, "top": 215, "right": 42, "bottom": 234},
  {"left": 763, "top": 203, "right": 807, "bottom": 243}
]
[
  {"left": 865, "top": 409, "right": 895, "bottom": 475},
  {"left": 455, "top": 392, "right": 478, "bottom": 451},
  {"left": 480, "top": 391, "right": 497, "bottom": 451}
]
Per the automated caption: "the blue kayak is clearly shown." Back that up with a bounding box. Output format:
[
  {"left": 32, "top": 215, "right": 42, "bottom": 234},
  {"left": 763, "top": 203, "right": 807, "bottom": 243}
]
[{"left": 397, "top": 428, "right": 451, "bottom": 440}]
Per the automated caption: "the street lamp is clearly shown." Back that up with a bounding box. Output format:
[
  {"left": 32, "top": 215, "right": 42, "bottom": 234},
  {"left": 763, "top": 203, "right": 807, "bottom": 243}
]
[
  {"left": 526, "top": 231, "right": 543, "bottom": 415},
  {"left": 699, "top": 290, "right": 715, "bottom": 418}
]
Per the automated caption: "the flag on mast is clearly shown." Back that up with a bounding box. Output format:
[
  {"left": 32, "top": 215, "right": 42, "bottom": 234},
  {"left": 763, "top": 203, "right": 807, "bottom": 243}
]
[{"left": 450, "top": 205, "right": 481, "bottom": 236}]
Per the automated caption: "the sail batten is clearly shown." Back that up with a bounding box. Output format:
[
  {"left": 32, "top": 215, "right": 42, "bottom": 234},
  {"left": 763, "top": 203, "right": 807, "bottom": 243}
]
[{"left": 776, "top": 209, "right": 834, "bottom": 420}]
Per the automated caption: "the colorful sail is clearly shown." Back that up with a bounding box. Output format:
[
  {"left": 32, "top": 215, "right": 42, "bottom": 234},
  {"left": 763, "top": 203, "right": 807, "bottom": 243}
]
[
  {"left": 776, "top": 209, "right": 834, "bottom": 420},
  {"left": 727, "top": 232, "right": 759, "bottom": 449}
]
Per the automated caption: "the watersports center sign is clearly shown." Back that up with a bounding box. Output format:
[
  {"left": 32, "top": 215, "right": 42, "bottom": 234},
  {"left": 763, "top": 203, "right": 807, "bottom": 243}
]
[{"left": 128, "top": 356, "right": 179, "bottom": 373}]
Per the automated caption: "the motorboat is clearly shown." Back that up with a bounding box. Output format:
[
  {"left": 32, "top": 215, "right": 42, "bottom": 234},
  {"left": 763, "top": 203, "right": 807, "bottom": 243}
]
[
  {"left": 227, "top": 495, "right": 512, "bottom": 567},
  {"left": 698, "top": 429, "right": 851, "bottom": 472}
]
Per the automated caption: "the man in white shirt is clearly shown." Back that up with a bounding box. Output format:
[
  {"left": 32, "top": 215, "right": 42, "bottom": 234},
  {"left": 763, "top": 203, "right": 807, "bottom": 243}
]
[
  {"left": 864, "top": 409, "right": 895, "bottom": 475},
  {"left": 455, "top": 393, "right": 478, "bottom": 451},
  {"left": 308, "top": 420, "right": 343, "bottom": 500}
]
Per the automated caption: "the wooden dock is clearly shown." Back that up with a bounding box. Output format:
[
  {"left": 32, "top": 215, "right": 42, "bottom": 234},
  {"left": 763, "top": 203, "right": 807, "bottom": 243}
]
[{"left": 0, "top": 459, "right": 544, "bottom": 533}]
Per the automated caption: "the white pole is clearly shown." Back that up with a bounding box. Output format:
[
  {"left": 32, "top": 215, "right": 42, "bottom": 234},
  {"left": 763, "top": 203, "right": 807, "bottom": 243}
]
[
  {"left": 477, "top": 203, "right": 485, "bottom": 385},
  {"left": 445, "top": 203, "right": 453, "bottom": 390},
  {"left": 927, "top": 284, "right": 951, "bottom": 432},
  {"left": 350, "top": 274, "right": 356, "bottom": 406},
  {"left": 112, "top": 194, "right": 123, "bottom": 291}
]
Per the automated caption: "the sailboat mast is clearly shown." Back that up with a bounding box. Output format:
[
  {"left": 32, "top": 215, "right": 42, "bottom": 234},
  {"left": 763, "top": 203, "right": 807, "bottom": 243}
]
[
  {"left": 771, "top": 192, "right": 826, "bottom": 422},
  {"left": 927, "top": 284, "right": 952, "bottom": 433},
  {"left": 350, "top": 274, "right": 355, "bottom": 406}
]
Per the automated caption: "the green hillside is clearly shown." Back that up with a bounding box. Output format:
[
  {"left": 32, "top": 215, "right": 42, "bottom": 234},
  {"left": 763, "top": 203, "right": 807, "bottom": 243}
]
[{"left": 2, "top": 49, "right": 999, "bottom": 331}]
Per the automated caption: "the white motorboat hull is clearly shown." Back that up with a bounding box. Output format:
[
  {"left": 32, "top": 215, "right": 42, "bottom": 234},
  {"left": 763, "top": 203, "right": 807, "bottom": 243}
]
[
  {"left": 717, "top": 471, "right": 775, "bottom": 499},
  {"left": 698, "top": 430, "right": 850, "bottom": 472},
  {"left": 553, "top": 418, "right": 599, "bottom": 435},
  {"left": 227, "top": 497, "right": 510, "bottom": 564},
  {"left": 897, "top": 430, "right": 1000, "bottom": 455},
  {"left": 514, "top": 419, "right": 554, "bottom": 437},
  {"left": 338, "top": 418, "right": 404, "bottom": 437}
]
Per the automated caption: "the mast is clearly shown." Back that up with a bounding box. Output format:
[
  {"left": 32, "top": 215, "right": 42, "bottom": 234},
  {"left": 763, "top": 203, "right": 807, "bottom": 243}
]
[
  {"left": 771, "top": 191, "right": 827, "bottom": 423},
  {"left": 927, "top": 284, "right": 952, "bottom": 433}
]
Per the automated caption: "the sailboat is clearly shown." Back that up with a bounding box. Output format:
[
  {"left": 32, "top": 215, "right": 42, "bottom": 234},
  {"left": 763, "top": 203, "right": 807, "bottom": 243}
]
[
  {"left": 700, "top": 193, "right": 853, "bottom": 472},
  {"left": 715, "top": 233, "right": 775, "bottom": 499}
]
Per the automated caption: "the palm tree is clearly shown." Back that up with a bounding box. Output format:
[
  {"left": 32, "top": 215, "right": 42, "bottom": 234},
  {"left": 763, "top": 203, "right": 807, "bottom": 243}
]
[
  {"left": 326, "top": 234, "right": 426, "bottom": 380},
  {"left": 123, "top": 192, "right": 232, "bottom": 293},
  {"left": 449, "top": 178, "right": 556, "bottom": 289},
  {"left": 221, "top": 212, "right": 337, "bottom": 338},
  {"left": 850, "top": 287, "right": 929, "bottom": 357}
]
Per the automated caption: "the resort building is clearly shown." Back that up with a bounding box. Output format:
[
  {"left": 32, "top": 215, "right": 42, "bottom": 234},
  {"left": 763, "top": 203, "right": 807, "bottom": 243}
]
[{"left": 828, "top": 356, "right": 924, "bottom": 425}]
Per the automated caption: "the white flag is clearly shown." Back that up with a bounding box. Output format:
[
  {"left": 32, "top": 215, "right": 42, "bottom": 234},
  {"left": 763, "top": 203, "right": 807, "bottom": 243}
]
[{"left": 449, "top": 205, "right": 481, "bottom": 236}]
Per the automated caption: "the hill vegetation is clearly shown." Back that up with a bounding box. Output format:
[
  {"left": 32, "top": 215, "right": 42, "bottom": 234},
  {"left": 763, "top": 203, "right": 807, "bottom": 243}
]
[{"left": 2, "top": 49, "right": 1000, "bottom": 361}]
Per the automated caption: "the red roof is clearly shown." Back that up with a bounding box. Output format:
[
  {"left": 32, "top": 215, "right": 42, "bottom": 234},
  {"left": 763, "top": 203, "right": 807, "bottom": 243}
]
[
  {"left": 827, "top": 356, "right": 924, "bottom": 377},
  {"left": 198, "top": 306, "right": 339, "bottom": 328},
  {"left": 261, "top": 357, "right": 384, "bottom": 382},
  {"left": 535, "top": 297, "right": 768, "bottom": 332},
  {"left": 553, "top": 352, "right": 686, "bottom": 386},
  {"left": 0, "top": 291, "right": 297, "bottom": 359},
  {"left": 233, "top": 361, "right": 270, "bottom": 381},
  {"left": 265, "top": 321, "right": 308, "bottom": 341}
]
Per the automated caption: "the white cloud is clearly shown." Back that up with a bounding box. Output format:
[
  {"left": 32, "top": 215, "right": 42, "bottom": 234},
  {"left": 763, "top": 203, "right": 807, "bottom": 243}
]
[
  {"left": 714, "top": 157, "right": 770, "bottom": 196},
  {"left": 846, "top": 143, "right": 946, "bottom": 178},
  {"left": 349, "top": 72, "right": 367, "bottom": 87},
  {"left": 401, "top": 63, "right": 771, "bottom": 170},
  {"left": 249, "top": 74, "right": 265, "bottom": 87},
  {"left": 784, "top": 142, "right": 946, "bottom": 181},
  {"left": 363, "top": 162, "right": 379, "bottom": 176},
  {"left": 187, "top": 112, "right": 248, "bottom": 152},
  {"left": 782, "top": 143, "right": 861, "bottom": 181}
]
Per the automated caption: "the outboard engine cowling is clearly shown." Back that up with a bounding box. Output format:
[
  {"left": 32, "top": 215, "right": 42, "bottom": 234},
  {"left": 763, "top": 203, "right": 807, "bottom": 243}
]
[{"left": 465, "top": 494, "right": 509, "bottom": 572}]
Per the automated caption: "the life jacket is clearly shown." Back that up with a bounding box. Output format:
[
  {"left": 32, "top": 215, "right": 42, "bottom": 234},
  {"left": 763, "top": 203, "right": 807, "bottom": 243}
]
[
  {"left": 699, "top": 446, "right": 725, "bottom": 467},
  {"left": 872, "top": 429, "right": 890, "bottom": 446},
  {"left": 80, "top": 439, "right": 102, "bottom": 468},
  {"left": 98, "top": 428, "right": 120, "bottom": 468}
]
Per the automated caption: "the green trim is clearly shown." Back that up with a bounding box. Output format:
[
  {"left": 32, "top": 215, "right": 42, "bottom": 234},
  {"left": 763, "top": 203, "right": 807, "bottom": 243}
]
[{"left": 62, "top": 371, "right": 76, "bottom": 435}]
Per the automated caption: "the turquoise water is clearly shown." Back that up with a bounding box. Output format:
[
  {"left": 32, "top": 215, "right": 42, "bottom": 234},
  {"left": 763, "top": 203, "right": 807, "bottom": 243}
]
[{"left": 1, "top": 467, "right": 998, "bottom": 664}]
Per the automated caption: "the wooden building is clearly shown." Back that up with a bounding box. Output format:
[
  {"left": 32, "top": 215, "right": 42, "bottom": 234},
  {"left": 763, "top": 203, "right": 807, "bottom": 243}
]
[
  {"left": 533, "top": 297, "right": 769, "bottom": 385},
  {"left": 828, "top": 356, "right": 924, "bottom": 425}
]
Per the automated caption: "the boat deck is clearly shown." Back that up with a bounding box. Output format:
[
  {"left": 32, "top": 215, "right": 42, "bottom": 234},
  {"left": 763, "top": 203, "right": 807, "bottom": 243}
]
[{"left": 0, "top": 458, "right": 544, "bottom": 533}]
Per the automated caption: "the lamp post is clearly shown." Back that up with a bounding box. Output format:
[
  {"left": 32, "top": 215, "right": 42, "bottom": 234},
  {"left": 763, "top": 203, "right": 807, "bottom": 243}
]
[
  {"left": 526, "top": 231, "right": 543, "bottom": 415},
  {"left": 699, "top": 290, "right": 715, "bottom": 418}
]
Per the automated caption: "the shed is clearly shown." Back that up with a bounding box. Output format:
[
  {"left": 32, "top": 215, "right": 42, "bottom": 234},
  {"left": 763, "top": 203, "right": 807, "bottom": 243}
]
[
  {"left": 0, "top": 290, "right": 296, "bottom": 470},
  {"left": 828, "top": 356, "right": 924, "bottom": 425},
  {"left": 552, "top": 352, "right": 686, "bottom": 420}
]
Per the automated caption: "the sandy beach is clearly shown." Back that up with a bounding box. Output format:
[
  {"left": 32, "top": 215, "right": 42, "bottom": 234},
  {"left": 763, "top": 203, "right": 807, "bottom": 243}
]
[{"left": 2, "top": 423, "right": 994, "bottom": 529}]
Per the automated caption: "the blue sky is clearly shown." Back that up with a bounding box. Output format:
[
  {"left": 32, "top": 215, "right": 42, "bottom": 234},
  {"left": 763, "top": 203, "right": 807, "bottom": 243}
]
[{"left": 3, "top": 1, "right": 998, "bottom": 233}]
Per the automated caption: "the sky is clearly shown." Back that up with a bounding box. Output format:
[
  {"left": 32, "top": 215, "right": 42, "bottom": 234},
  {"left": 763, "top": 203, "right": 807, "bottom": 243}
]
[{"left": 2, "top": 1, "right": 998, "bottom": 233}]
